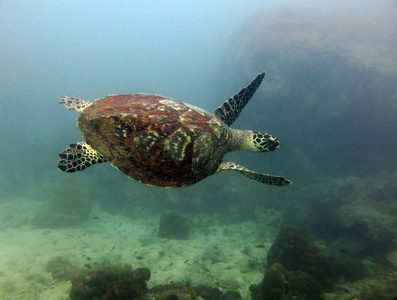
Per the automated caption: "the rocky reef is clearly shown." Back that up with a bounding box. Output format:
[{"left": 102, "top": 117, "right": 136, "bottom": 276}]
[
  {"left": 249, "top": 225, "right": 336, "bottom": 300},
  {"left": 220, "top": 4, "right": 397, "bottom": 183},
  {"left": 250, "top": 262, "right": 323, "bottom": 300},
  {"left": 248, "top": 224, "right": 397, "bottom": 299},
  {"left": 68, "top": 265, "right": 241, "bottom": 300},
  {"left": 266, "top": 225, "right": 336, "bottom": 291},
  {"left": 69, "top": 265, "right": 150, "bottom": 300}
]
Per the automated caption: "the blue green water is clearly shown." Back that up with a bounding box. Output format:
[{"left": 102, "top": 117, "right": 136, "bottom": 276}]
[{"left": 1, "top": 0, "right": 397, "bottom": 299}]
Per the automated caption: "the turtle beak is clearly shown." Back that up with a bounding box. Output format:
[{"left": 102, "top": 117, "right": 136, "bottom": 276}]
[{"left": 267, "top": 135, "right": 280, "bottom": 151}]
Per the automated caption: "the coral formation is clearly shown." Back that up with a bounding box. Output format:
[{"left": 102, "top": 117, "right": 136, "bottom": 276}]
[
  {"left": 158, "top": 211, "right": 192, "bottom": 240},
  {"left": 67, "top": 262, "right": 243, "bottom": 300},
  {"left": 250, "top": 262, "right": 323, "bottom": 300},
  {"left": 261, "top": 263, "right": 287, "bottom": 299},
  {"left": 69, "top": 265, "right": 150, "bottom": 300},
  {"left": 267, "top": 225, "right": 336, "bottom": 291},
  {"left": 69, "top": 267, "right": 242, "bottom": 300},
  {"left": 285, "top": 270, "right": 323, "bottom": 300}
]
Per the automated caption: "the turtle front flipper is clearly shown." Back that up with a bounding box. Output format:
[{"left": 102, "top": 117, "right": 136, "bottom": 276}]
[
  {"left": 57, "top": 142, "right": 107, "bottom": 173},
  {"left": 217, "top": 161, "right": 291, "bottom": 186},
  {"left": 214, "top": 71, "right": 265, "bottom": 126},
  {"left": 59, "top": 96, "right": 92, "bottom": 111}
]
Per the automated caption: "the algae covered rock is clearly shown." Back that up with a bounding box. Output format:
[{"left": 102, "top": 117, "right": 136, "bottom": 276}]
[
  {"left": 267, "top": 225, "right": 336, "bottom": 291},
  {"left": 285, "top": 270, "right": 323, "bottom": 300},
  {"left": 69, "top": 265, "right": 150, "bottom": 300},
  {"left": 251, "top": 262, "right": 323, "bottom": 300},
  {"left": 262, "top": 263, "right": 287, "bottom": 299},
  {"left": 65, "top": 262, "right": 244, "bottom": 299}
]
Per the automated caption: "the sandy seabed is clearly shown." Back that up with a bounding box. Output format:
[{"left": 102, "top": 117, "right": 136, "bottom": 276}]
[
  {"left": 0, "top": 198, "right": 274, "bottom": 300},
  {"left": 2, "top": 198, "right": 397, "bottom": 300}
]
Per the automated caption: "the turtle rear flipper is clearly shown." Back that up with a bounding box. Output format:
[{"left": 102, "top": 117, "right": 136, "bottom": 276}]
[
  {"left": 57, "top": 142, "right": 107, "bottom": 173},
  {"left": 217, "top": 161, "right": 291, "bottom": 186},
  {"left": 59, "top": 96, "right": 92, "bottom": 111},
  {"left": 214, "top": 71, "right": 265, "bottom": 126}
]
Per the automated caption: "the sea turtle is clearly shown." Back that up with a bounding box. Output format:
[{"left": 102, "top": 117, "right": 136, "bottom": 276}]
[{"left": 57, "top": 71, "right": 291, "bottom": 187}]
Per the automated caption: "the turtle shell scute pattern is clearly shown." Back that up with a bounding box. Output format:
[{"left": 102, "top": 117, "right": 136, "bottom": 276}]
[{"left": 77, "top": 94, "right": 230, "bottom": 187}]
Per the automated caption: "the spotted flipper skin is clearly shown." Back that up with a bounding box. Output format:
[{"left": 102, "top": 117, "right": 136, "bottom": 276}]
[
  {"left": 214, "top": 71, "right": 266, "bottom": 126},
  {"left": 59, "top": 96, "right": 92, "bottom": 111},
  {"left": 57, "top": 142, "right": 107, "bottom": 173},
  {"left": 217, "top": 161, "right": 291, "bottom": 186}
]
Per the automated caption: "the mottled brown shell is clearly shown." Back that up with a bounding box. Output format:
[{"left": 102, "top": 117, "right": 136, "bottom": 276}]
[{"left": 77, "top": 94, "right": 231, "bottom": 187}]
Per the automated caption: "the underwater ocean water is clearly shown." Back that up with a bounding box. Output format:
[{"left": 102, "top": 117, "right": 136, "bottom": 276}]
[{"left": 1, "top": 0, "right": 397, "bottom": 299}]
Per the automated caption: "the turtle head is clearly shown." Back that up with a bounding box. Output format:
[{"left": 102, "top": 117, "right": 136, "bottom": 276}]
[
  {"left": 250, "top": 131, "right": 280, "bottom": 152},
  {"left": 230, "top": 129, "right": 280, "bottom": 153}
]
